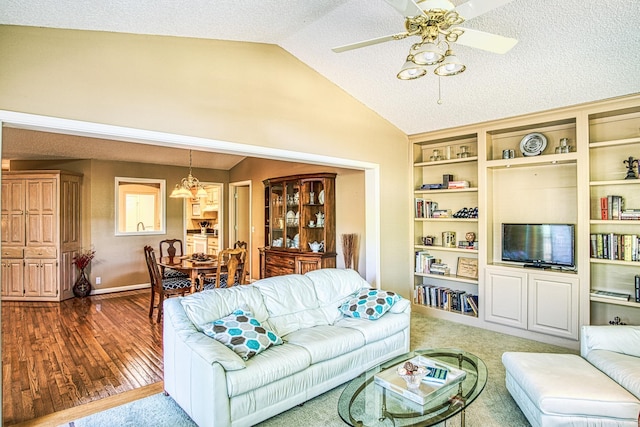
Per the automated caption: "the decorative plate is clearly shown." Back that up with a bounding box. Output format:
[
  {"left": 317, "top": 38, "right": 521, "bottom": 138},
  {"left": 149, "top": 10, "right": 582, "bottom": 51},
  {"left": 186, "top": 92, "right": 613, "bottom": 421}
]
[
  {"left": 519, "top": 132, "right": 547, "bottom": 156},
  {"left": 318, "top": 190, "right": 325, "bottom": 205}
]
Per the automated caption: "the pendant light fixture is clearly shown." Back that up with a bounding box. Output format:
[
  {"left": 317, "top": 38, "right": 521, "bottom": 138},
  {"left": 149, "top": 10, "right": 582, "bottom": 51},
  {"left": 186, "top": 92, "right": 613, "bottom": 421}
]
[{"left": 169, "top": 150, "right": 208, "bottom": 199}]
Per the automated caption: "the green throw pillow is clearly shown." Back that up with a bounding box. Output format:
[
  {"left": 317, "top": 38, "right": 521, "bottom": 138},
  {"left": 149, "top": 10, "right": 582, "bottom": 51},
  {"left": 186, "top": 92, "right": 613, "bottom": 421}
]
[
  {"left": 202, "top": 307, "right": 282, "bottom": 360},
  {"left": 339, "top": 288, "right": 401, "bottom": 320}
]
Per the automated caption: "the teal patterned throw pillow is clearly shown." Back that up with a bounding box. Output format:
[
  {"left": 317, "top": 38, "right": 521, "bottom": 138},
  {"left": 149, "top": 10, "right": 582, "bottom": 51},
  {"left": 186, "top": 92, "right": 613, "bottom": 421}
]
[
  {"left": 202, "top": 307, "right": 282, "bottom": 360},
  {"left": 339, "top": 288, "right": 401, "bottom": 320}
]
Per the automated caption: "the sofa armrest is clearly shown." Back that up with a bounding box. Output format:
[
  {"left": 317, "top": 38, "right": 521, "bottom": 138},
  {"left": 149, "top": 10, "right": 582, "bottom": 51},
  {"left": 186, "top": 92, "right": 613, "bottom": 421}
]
[{"left": 580, "top": 325, "right": 640, "bottom": 358}]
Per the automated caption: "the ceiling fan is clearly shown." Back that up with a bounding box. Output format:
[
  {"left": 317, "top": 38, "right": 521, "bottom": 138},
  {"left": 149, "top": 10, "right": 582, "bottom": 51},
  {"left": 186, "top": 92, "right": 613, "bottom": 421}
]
[{"left": 332, "top": 0, "right": 518, "bottom": 80}]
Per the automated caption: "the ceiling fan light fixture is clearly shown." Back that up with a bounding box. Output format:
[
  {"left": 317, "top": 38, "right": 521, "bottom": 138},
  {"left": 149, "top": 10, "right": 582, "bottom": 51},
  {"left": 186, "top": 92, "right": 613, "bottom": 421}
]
[
  {"left": 434, "top": 50, "right": 466, "bottom": 76},
  {"left": 397, "top": 56, "right": 427, "bottom": 80},
  {"left": 411, "top": 40, "right": 446, "bottom": 65}
]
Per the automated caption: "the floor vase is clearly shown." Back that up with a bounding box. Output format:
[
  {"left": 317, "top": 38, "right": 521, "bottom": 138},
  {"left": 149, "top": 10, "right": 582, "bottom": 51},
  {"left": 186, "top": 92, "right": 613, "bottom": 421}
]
[{"left": 73, "top": 268, "right": 92, "bottom": 297}]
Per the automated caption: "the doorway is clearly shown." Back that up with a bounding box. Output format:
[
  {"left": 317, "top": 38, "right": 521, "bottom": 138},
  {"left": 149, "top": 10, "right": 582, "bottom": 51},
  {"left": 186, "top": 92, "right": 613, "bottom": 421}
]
[{"left": 229, "top": 181, "right": 252, "bottom": 281}]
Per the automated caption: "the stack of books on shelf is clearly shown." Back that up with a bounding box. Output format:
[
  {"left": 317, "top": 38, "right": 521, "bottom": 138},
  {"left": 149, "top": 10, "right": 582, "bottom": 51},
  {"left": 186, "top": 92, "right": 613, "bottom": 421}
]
[
  {"left": 600, "top": 195, "right": 640, "bottom": 220},
  {"left": 447, "top": 180, "right": 470, "bottom": 189},
  {"left": 590, "top": 289, "right": 630, "bottom": 301},
  {"left": 414, "top": 284, "right": 478, "bottom": 316},
  {"left": 590, "top": 233, "right": 639, "bottom": 261}
]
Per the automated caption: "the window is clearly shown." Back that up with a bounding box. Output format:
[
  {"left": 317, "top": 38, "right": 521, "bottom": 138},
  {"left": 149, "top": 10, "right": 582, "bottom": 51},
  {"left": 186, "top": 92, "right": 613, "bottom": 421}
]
[{"left": 115, "top": 177, "right": 166, "bottom": 236}]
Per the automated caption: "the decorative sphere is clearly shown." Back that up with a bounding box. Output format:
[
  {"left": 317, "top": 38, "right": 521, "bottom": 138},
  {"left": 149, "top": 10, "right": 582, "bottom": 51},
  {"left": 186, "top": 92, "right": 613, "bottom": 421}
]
[{"left": 465, "top": 232, "right": 476, "bottom": 243}]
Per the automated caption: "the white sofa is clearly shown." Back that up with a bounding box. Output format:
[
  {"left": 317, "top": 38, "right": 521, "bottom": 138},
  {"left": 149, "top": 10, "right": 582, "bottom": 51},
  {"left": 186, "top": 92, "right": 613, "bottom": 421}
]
[
  {"left": 503, "top": 325, "right": 640, "bottom": 427},
  {"left": 163, "top": 268, "right": 411, "bottom": 427}
]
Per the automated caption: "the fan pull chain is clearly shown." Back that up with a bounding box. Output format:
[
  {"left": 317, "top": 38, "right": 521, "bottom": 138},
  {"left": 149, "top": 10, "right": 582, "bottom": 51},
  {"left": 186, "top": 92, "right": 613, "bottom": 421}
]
[{"left": 437, "top": 76, "right": 444, "bottom": 105}]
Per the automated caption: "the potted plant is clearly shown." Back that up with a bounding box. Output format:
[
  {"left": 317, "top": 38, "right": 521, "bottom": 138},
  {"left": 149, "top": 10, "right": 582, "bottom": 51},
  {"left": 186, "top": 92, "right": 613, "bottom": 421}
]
[{"left": 72, "top": 249, "right": 95, "bottom": 297}]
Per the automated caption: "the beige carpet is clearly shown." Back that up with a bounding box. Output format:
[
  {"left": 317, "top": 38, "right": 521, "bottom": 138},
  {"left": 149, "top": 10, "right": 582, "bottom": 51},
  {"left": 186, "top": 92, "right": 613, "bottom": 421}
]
[{"left": 257, "top": 312, "right": 577, "bottom": 427}]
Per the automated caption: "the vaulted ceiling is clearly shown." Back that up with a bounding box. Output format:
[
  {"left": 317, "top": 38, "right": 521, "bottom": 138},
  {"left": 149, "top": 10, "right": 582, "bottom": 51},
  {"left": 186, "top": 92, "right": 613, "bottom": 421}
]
[{"left": 1, "top": 0, "right": 639, "bottom": 165}]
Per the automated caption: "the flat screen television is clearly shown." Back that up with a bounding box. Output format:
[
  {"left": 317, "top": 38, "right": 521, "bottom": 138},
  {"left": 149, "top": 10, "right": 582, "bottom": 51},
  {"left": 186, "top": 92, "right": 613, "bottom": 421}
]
[{"left": 501, "top": 223, "right": 575, "bottom": 268}]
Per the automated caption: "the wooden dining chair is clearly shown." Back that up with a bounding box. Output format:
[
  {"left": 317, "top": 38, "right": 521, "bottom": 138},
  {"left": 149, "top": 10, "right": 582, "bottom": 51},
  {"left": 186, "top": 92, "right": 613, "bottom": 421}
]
[
  {"left": 144, "top": 245, "right": 192, "bottom": 322},
  {"left": 202, "top": 248, "right": 247, "bottom": 290},
  {"left": 159, "top": 239, "right": 189, "bottom": 279},
  {"left": 233, "top": 241, "right": 249, "bottom": 282}
]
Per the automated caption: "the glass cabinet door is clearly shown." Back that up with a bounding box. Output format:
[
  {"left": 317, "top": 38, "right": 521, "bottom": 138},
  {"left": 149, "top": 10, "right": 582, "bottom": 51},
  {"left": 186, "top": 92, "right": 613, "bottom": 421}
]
[
  {"left": 284, "top": 181, "right": 300, "bottom": 249},
  {"left": 269, "top": 184, "right": 284, "bottom": 247}
]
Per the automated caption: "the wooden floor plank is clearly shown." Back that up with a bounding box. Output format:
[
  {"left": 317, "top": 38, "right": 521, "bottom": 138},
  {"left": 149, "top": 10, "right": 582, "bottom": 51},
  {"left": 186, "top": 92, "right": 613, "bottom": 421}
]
[{"left": 2, "top": 289, "right": 164, "bottom": 426}]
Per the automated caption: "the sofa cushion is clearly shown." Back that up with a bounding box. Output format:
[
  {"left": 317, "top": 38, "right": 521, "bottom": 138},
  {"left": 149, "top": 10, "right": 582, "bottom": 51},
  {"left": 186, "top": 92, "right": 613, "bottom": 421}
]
[
  {"left": 180, "top": 285, "right": 269, "bottom": 330},
  {"left": 202, "top": 307, "right": 282, "bottom": 361},
  {"left": 586, "top": 349, "right": 640, "bottom": 400},
  {"left": 305, "top": 268, "right": 370, "bottom": 323},
  {"left": 339, "top": 288, "right": 400, "bottom": 320},
  {"left": 334, "top": 312, "right": 408, "bottom": 344},
  {"left": 254, "top": 274, "right": 329, "bottom": 336},
  {"left": 583, "top": 325, "right": 640, "bottom": 358},
  {"left": 284, "top": 325, "right": 365, "bottom": 364},
  {"left": 225, "top": 342, "right": 312, "bottom": 397}
]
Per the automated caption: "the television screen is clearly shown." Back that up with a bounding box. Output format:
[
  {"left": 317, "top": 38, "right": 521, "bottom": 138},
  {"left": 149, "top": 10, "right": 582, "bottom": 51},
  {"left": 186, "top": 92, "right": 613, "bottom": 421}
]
[{"left": 501, "top": 223, "right": 575, "bottom": 267}]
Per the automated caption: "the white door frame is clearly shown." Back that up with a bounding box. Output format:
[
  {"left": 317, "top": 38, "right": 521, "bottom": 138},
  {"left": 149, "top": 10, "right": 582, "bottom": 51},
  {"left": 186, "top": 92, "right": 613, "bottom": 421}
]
[
  {"left": 229, "top": 180, "right": 252, "bottom": 280},
  {"left": 0, "top": 110, "right": 381, "bottom": 286}
]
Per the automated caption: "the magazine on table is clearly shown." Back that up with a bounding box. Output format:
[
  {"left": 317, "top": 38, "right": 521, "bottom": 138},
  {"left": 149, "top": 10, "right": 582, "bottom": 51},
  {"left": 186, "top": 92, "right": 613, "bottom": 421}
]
[{"left": 374, "top": 356, "right": 467, "bottom": 405}]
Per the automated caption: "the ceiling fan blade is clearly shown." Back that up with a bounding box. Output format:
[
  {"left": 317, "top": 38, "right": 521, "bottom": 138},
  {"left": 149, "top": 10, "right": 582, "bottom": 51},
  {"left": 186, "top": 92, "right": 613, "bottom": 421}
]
[
  {"left": 454, "top": 27, "right": 517, "bottom": 54},
  {"left": 384, "top": 0, "right": 424, "bottom": 17},
  {"left": 454, "top": 0, "right": 515, "bottom": 21},
  {"left": 332, "top": 33, "right": 408, "bottom": 53}
]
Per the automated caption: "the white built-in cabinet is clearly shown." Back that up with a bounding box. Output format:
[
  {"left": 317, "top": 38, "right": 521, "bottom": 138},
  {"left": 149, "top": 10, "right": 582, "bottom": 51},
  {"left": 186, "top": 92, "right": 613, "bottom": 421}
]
[
  {"left": 485, "top": 266, "right": 579, "bottom": 340},
  {"left": 410, "top": 94, "right": 640, "bottom": 347},
  {"left": 1, "top": 170, "right": 82, "bottom": 301}
]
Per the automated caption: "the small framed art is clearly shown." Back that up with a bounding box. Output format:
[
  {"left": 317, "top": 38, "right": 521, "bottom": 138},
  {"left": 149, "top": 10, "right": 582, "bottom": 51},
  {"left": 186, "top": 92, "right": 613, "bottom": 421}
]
[{"left": 456, "top": 257, "right": 478, "bottom": 279}]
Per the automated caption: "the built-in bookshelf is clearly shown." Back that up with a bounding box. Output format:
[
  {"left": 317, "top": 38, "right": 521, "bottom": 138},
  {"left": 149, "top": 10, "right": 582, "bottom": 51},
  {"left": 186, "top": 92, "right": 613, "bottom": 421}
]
[
  {"left": 411, "top": 133, "right": 479, "bottom": 323},
  {"left": 410, "top": 94, "right": 640, "bottom": 346},
  {"left": 588, "top": 106, "right": 640, "bottom": 323}
]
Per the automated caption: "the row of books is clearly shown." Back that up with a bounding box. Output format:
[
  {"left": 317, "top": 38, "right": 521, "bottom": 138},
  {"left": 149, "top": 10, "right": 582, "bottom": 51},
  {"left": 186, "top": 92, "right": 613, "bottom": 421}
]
[
  {"left": 590, "top": 233, "right": 640, "bottom": 261},
  {"left": 414, "top": 284, "right": 479, "bottom": 316},
  {"left": 599, "top": 195, "right": 640, "bottom": 220},
  {"left": 415, "top": 199, "right": 438, "bottom": 218},
  {"left": 415, "top": 251, "right": 450, "bottom": 274}
]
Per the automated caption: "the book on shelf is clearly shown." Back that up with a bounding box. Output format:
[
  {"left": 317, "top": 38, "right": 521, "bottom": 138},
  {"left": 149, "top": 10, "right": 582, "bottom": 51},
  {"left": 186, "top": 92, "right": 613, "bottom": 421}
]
[
  {"left": 600, "top": 197, "right": 608, "bottom": 220},
  {"left": 419, "top": 183, "right": 444, "bottom": 190},
  {"left": 590, "top": 289, "right": 630, "bottom": 301},
  {"left": 414, "top": 198, "right": 438, "bottom": 218},
  {"left": 447, "top": 180, "right": 470, "bottom": 189},
  {"left": 601, "top": 195, "right": 624, "bottom": 220},
  {"left": 373, "top": 356, "right": 467, "bottom": 405},
  {"left": 635, "top": 276, "right": 640, "bottom": 303},
  {"left": 415, "top": 251, "right": 435, "bottom": 274},
  {"left": 414, "top": 284, "right": 478, "bottom": 316},
  {"left": 590, "top": 233, "right": 639, "bottom": 261},
  {"left": 431, "top": 209, "right": 452, "bottom": 218},
  {"left": 620, "top": 209, "right": 640, "bottom": 220}
]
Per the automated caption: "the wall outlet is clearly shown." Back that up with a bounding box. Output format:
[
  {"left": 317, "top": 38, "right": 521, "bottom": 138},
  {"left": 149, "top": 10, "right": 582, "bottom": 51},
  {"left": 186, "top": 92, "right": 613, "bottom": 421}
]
[{"left": 95, "top": 276, "right": 101, "bottom": 285}]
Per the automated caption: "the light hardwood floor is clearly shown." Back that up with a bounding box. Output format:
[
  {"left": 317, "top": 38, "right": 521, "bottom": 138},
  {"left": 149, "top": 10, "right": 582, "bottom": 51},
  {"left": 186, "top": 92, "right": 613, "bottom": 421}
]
[{"left": 2, "top": 289, "right": 164, "bottom": 426}]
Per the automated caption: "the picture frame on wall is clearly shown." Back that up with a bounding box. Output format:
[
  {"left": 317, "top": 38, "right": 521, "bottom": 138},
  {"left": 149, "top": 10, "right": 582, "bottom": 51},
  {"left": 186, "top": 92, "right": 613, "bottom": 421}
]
[
  {"left": 456, "top": 257, "right": 478, "bottom": 279},
  {"left": 192, "top": 203, "right": 201, "bottom": 217}
]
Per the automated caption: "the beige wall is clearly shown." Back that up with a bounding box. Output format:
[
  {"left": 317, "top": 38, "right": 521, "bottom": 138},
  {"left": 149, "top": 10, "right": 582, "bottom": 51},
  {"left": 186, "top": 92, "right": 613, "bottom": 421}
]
[{"left": 0, "top": 25, "right": 410, "bottom": 295}]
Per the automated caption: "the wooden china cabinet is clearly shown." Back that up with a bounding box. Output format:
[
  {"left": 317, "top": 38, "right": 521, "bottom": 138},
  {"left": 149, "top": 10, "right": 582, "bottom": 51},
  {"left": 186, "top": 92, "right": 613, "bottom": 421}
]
[{"left": 259, "top": 173, "right": 336, "bottom": 278}]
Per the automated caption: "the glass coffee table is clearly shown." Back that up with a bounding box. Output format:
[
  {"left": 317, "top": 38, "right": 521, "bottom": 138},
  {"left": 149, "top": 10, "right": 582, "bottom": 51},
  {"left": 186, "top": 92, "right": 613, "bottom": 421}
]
[{"left": 338, "top": 348, "right": 487, "bottom": 427}]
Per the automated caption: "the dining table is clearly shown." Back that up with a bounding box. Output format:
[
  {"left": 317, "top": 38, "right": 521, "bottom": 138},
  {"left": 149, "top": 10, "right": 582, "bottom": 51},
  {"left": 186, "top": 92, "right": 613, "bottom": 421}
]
[{"left": 158, "top": 256, "right": 218, "bottom": 292}]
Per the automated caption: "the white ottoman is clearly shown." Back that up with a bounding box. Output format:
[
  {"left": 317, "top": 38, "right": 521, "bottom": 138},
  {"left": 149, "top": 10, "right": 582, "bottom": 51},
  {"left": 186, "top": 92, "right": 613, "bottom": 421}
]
[{"left": 502, "top": 352, "right": 640, "bottom": 427}]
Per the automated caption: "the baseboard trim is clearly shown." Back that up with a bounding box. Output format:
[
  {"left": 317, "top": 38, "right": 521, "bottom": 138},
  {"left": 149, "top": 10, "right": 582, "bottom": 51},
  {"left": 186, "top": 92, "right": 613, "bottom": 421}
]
[{"left": 90, "top": 283, "right": 150, "bottom": 295}]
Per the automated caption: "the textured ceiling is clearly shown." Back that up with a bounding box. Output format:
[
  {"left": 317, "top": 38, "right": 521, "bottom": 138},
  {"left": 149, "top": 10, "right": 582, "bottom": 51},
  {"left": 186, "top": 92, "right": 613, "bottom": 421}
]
[
  {"left": 1, "top": 0, "right": 640, "bottom": 137},
  {"left": 2, "top": 128, "right": 245, "bottom": 170}
]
